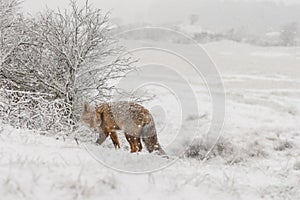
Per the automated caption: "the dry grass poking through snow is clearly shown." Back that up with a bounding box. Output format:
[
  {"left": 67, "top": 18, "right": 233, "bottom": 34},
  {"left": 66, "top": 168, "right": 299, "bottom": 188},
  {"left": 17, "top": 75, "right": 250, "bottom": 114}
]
[{"left": 184, "top": 136, "right": 272, "bottom": 165}]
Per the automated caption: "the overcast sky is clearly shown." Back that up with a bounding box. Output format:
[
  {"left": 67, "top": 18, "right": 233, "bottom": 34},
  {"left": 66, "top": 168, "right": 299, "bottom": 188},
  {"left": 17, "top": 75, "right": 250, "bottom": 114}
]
[{"left": 21, "top": 0, "right": 300, "bottom": 34}]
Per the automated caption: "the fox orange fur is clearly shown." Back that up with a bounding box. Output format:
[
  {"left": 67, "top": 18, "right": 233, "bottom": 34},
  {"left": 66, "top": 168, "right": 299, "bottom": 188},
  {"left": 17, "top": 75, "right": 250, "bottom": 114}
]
[{"left": 81, "top": 101, "right": 165, "bottom": 154}]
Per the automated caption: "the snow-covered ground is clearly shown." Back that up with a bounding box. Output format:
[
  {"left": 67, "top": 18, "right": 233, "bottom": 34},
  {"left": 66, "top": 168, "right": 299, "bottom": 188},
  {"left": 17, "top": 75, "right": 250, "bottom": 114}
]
[{"left": 1, "top": 40, "right": 300, "bottom": 199}]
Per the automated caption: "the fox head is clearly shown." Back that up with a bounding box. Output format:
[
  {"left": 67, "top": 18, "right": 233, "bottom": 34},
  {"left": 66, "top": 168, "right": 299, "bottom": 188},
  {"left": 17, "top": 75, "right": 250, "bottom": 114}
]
[
  {"left": 81, "top": 102, "right": 107, "bottom": 144},
  {"left": 81, "top": 102, "right": 101, "bottom": 132}
]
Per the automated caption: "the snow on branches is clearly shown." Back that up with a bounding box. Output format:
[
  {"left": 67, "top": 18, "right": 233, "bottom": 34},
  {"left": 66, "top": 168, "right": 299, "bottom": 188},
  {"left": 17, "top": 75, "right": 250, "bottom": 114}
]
[
  {"left": 0, "top": 0, "right": 135, "bottom": 131},
  {"left": 0, "top": 89, "right": 74, "bottom": 133}
]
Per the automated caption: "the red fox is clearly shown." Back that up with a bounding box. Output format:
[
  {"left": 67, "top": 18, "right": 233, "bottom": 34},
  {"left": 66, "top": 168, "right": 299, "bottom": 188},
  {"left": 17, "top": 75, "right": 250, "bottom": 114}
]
[{"left": 81, "top": 101, "right": 165, "bottom": 154}]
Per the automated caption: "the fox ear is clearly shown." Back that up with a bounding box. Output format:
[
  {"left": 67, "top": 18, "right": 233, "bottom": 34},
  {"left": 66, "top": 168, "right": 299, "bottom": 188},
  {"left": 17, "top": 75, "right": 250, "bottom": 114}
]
[{"left": 83, "top": 102, "right": 90, "bottom": 113}]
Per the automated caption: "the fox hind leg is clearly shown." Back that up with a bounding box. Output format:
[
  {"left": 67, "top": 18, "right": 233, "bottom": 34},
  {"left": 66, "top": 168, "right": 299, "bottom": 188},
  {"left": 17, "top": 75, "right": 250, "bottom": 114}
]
[
  {"left": 142, "top": 132, "right": 166, "bottom": 155},
  {"left": 125, "top": 133, "right": 142, "bottom": 153},
  {"left": 142, "top": 135, "right": 159, "bottom": 152}
]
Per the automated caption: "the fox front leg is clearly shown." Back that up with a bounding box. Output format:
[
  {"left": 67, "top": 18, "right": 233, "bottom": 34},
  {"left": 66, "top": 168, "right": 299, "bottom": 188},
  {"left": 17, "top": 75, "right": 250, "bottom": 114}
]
[
  {"left": 96, "top": 130, "right": 108, "bottom": 145},
  {"left": 109, "top": 132, "right": 121, "bottom": 149}
]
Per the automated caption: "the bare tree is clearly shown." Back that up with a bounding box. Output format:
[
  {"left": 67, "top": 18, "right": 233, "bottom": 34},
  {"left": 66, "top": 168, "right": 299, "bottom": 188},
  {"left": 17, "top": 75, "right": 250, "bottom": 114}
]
[
  {"left": 189, "top": 14, "right": 199, "bottom": 25},
  {"left": 280, "top": 22, "right": 298, "bottom": 46},
  {"left": 0, "top": 0, "right": 23, "bottom": 69},
  {"left": 1, "top": 0, "right": 135, "bottom": 124}
]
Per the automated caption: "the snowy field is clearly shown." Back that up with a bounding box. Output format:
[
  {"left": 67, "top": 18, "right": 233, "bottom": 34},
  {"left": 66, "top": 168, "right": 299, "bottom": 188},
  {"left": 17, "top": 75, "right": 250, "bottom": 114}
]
[{"left": 1, "top": 40, "right": 300, "bottom": 199}]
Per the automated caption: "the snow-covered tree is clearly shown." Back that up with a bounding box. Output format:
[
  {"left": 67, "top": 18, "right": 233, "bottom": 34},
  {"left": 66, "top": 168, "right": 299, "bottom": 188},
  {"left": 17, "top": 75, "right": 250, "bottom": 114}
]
[
  {"left": 189, "top": 14, "right": 199, "bottom": 25},
  {"left": 0, "top": 0, "right": 23, "bottom": 70},
  {"left": 1, "top": 0, "right": 134, "bottom": 125},
  {"left": 280, "top": 22, "right": 298, "bottom": 46}
]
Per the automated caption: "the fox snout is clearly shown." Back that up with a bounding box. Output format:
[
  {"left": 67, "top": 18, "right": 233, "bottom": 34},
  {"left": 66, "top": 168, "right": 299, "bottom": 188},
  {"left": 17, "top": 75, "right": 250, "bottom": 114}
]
[
  {"left": 89, "top": 121, "right": 101, "bottom": 133},
  {"left": 92, "top": 127, "right": 98, "bottom": 132}
]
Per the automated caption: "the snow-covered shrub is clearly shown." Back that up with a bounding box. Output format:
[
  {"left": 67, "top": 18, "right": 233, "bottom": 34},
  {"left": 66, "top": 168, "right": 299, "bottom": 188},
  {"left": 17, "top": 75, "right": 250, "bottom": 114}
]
[
  {"left": 294, "top": 161, "right": 300, "bottom": 171},
  {"left": 273, "top": 139, "right": 293, "bottom": 151},
  {"left": 0, "top": 89, "right": 74, "bottom": 133},
  {"left": 244, "top": 140, "right": 268, "bottom": 158},
  {"left": 184, "top": 137, "right": 235, "bottom": 161},
  {"left": 184, "top": 136, "right": 270, "bottom": 164}
]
